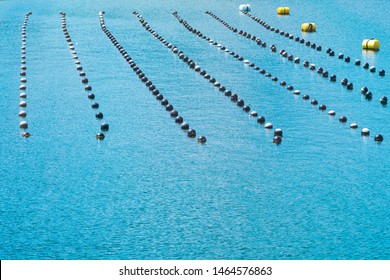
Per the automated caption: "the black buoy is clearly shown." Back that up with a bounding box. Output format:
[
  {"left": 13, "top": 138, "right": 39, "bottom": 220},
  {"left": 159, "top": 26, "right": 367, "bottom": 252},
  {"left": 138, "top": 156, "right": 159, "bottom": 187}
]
[
  {"left": 237, "top": 99, "right": 244, "bottom": 107},
  {"left": 170, "top": 110, "right": 178, "bottom": 117},
  {"left": 243, "top": 105, "right": 250, "bottom": 112},
  {"left": 380, "top": 96, "right": 388, "bottom": 105},
  {"left": 88, "top": 93, "right": 95, "bottom": 99},
  {"left": 187, "top": 129, "right": 196, "bottom": 138},
  {"left": 181, "top": 122, "right": 189, "bottom": 130},
  {"left": 197, "top": 136, "right": 207, "bottom": 143},
  {"left": 374, "top": 134, "right": 384, "bottom": 142},
  {"left": 319, "top": 104, "right": 327, "bottom": 110},
  {"left": 303, "top": 95, "right": 310, "bottom": 100},
  {"left": 95, "top": 112, "right": 103, "bottom": 119},
  {"left": 274, "top": 128, "right": 283, "bottom": 137},
  {"left": 273, "top": 136, "right": 282, "bottom": 144},
  {"left": 339, "top": 116, "right": 347, "bottom": 123},
  {"left": 175, "top": 116, "right": 183, "bottom": 123},
  {"left": 96, "top": 132, "right": 105, "bottom": 140},
  {"left": 257, "top": 116, "right": 265, "bottom": 124},
  {"left": 311, "top": 100, "right": 318, "bottom": 105},
  {"left": 101, "top": 122, "right": 109, "bottom": 131},
  {"left": 91, "top": 102, "right": 99, "bottom": 109},
  {"left": 379, "top": 69, "right": 385, "bottom": 76}
]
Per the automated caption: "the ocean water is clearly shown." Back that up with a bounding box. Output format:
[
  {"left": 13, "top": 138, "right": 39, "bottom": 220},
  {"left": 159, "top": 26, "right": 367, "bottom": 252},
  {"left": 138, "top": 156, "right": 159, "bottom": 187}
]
[{"left": 0, "top": 0, "right": 389, "bottom": 259}]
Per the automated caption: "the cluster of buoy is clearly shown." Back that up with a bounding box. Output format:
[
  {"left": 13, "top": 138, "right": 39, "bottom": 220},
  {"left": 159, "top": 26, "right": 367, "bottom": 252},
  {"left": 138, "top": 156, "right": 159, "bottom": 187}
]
[
  {"left": 202, "top": 11, "right": 384, "bottom": 142},
  {"left": 206, "top": 11, "right": 386, "bottom": 106},
  {"left": 135, "top": 11, "right": 281, "bottom": 143},
  {"left": 99, "top": 12, "right": 206, "bottom": 143},
  {"left": 242, "top": 11, "right": 386, "bottom": 77},
  {"left": 60, "top": 12, "right": 108, "bottom": 140},
  {"left": 19, "top": 12, "right": 32, "bottom": 138}
]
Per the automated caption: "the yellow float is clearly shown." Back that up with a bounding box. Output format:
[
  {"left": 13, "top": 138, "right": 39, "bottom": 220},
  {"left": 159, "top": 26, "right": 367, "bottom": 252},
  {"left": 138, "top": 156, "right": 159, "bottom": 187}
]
[
  {"left": 277, "top": 7, "right": 290, "bottom": 15},
  {"left": 301, "top": 23, "right": 316, "bottom": 32},
  {"left": 362, "top": 38, "right": 380, "bottom": 50}
]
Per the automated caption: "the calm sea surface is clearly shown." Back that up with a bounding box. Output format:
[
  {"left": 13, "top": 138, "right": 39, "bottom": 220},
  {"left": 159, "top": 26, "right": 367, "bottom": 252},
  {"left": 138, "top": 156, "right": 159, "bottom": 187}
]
[{"left": 0, "top": 0, "right": 389, "bottom": 259}]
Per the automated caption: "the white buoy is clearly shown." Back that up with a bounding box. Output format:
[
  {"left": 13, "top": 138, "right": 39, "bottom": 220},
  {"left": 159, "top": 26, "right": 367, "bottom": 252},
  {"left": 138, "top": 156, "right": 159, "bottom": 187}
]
[
  {"left": 264, "top": 122, "right": 273, "bottom": 129},
  {"left": 20, "top": 121, "right": 28, "bottom": 129},
  {"left": 244, "top": 59, "right": 250, "bottom": 64},
  {"left": 328, "top": 110, "right": 336, "bottom": 116},
  {"left": 239, "top": 4, "right": 251, "bottom": 12}
]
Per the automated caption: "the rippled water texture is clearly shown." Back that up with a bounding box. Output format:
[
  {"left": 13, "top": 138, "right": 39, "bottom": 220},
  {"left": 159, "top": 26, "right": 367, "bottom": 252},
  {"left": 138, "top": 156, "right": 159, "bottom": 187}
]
[{"left": 0, "top": 0, "right": 389, "bottom": 259}]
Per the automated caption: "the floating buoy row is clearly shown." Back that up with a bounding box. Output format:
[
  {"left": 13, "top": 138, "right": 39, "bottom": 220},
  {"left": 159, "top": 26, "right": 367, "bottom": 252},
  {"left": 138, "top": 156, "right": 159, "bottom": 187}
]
[
  {"left": 19, "top": 12, "right": 32, "bottom": 138},
  {"left": 242, "top": 11, "right": 386, "bottom": 77},
  {"left": 135, "top": 11, "right": 281, "bottom": 144},
  {"left": 60, "top": 12, "right": 108, "bottom": 140},
  {"left": 99, "top": 12, "right": 206, "bottom": 143},
  {"left": 206, "top": 11, "right": 386, "bottom": 106},
  {"left": 277, "top": 7, "right": 290, "bottom": 15},
  {"left": 201, "top": 12, "right": 383, "bottom": 142}
]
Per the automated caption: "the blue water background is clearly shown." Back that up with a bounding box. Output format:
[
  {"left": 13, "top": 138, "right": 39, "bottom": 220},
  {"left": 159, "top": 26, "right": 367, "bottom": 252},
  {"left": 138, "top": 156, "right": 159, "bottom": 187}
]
[{"left": 0, "top": 0, "right": 389, "bottom": 259}]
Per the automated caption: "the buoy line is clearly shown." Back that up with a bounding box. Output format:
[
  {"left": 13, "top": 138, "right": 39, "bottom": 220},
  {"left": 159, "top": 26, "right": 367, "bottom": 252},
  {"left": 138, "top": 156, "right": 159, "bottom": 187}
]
[
  {"left": 60, "top": 12, "right": 109, "bottom": 140},
  {"left": 99, "top": 12, "right": 206, "bottom": 143},
  {"left": 133, "top": 11, "right": 282, "bottom": 144}
]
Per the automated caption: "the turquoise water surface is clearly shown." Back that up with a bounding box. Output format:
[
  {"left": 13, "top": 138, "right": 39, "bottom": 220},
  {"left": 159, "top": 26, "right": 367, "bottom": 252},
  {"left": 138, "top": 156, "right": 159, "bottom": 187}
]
[{"left": 0, "top": 0, "right": 389, "bottom": 259}]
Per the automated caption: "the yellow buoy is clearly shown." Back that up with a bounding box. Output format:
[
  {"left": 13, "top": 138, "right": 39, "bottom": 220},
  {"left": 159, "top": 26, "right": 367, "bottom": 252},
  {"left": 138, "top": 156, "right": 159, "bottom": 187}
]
[
  {"left": 277, "top": 7, "right": 290, "bottom": 15},
  {"left": 301, "top": 23, "right": 316, "bottom": 32},
  {"left": 362, "top": 38, "right": 380, "bottom": 50}
]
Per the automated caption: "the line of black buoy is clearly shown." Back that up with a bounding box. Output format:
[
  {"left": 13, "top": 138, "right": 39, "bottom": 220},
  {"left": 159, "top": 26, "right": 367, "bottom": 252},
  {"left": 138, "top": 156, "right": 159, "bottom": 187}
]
[
  {"left": 133, "top": 11, "right": 281, "bottom": 144},
  {"left": 19, "top": 12, "right": 32, "bottom": 138},
  {"left": 60, "top": 12, "right": 108, "bottom": 140},
  {"left": 202, "top": 11, "right": 383, "bottom": 142},
  {"left": 99, "top": 12, "right": 206, "bottom": 143},
  {"left": 205, "top": 11, "right": 386, "bottom": 106},
  {"left": 243, "top": 11, "right": 386, "bottom": 78}
]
